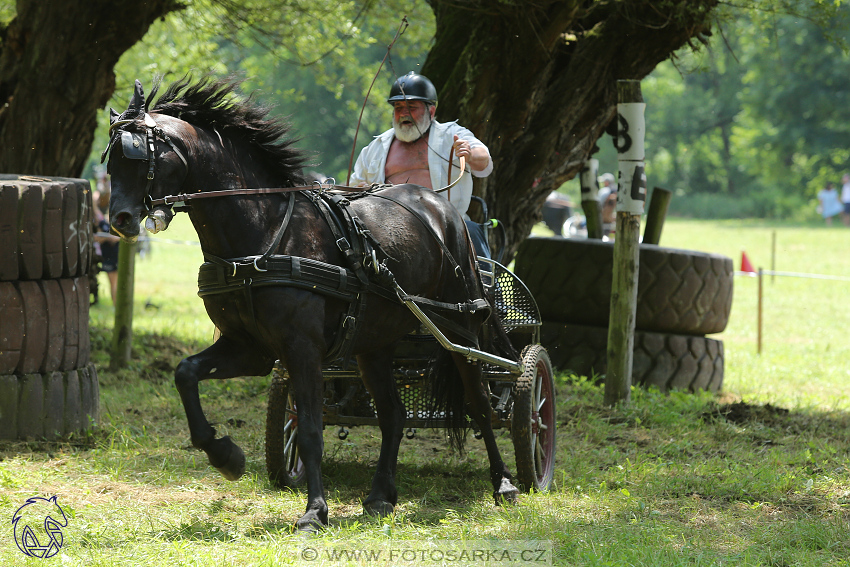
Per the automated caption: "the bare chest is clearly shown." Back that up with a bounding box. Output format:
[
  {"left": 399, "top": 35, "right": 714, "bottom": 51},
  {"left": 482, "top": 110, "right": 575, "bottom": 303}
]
[{"left": 385, "top": 136, "right": 432, "bottom": 187}]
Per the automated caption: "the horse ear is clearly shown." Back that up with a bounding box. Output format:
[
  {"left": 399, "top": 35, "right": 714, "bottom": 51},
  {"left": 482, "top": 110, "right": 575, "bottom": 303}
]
[
  {"left": 109, "top": 108, "right": 120, "bottom": 124},
  {"left": 127, "top": 79, "right": 146, "bottom": 117}
]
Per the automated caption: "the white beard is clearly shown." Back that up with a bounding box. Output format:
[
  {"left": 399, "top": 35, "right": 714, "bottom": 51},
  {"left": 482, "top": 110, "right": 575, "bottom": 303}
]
[{"left": 393, "top": 112, "right": 432, "bottom": 143}]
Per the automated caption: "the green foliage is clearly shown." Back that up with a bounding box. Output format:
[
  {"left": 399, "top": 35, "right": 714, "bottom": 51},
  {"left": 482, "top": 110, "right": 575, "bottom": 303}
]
[
  {"left": 86, "top": 0, "right": 435, "bottom": 182},
  {"left": 644, "top": 3, "right": 850, "bottom": 218}
]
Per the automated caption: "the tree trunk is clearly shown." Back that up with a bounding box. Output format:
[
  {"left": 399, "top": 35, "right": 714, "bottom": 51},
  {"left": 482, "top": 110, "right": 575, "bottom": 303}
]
[
  {"left": 423, "top": 0, "right": 716, "bottom": 259},
  {"left": 0, "top": 0, "right": 182, "bottom": 177}
]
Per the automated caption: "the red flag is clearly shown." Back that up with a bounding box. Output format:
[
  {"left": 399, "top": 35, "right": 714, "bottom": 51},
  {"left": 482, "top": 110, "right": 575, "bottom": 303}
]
[{"left": 741, "top": 251, "right": 756, "bottom": 273}]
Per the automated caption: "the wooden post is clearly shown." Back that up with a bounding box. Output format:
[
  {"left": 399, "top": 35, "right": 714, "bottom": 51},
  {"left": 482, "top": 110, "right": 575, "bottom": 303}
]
[
  {"left": 110, "top": 239, "right": 137, "bottom": 369},
  {"left": 642, "top": 187, "right": 672, "bottom": 245},
  {"left": 757, "top": 267, "right": 763, "bottom": 354},
  {"left": 604, "top": 80, "right": 646, "bottom": 406},
  {"left": 580, "top": 158, "right": 603, "bottom": 239}
]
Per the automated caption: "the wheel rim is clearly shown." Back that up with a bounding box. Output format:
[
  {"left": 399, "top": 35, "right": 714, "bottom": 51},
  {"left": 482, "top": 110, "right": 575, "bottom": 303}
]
[
  {"left": 531, "top": 356, "right": 555, "bottom": 485},
  {"left": 282, "top": 394, "right": 304, "bottom": 480}
]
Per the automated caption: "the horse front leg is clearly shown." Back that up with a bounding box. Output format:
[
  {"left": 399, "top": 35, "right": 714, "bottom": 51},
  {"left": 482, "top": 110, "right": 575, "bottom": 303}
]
[
  {"left": 284, "top": 343, "right": 329, "bottom": 532},
  {"left": 452, "top": 353, "right": 520, "bottom": 505},
  {"left": 174, "top": 335, "right": 275, "bottom": 480},
  {"left": 357, "top": 349, "right": 405, "bottom": 517}
]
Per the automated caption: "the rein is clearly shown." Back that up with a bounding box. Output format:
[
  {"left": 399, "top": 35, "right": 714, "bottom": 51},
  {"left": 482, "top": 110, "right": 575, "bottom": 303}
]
[
  {"left": 146, "top": 159, "right": 466, "bottom": 209},
  {"left": 145, "top": 182, "right": 367, "bottom": 208}
]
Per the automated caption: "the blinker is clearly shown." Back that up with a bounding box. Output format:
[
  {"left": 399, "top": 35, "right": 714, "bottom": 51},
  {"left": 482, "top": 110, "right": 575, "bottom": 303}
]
[{"left": 121, "top": 131, "right": 148, "bottom": 160}]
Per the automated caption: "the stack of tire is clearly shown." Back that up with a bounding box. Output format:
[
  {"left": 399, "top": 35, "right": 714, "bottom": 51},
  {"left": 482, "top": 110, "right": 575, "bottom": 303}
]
[
  {"left": 514, "top": 237, "right": 733, "bottom": 393},
  {"left": 0, "top": 175, "right": 99, "bottom": 440}
]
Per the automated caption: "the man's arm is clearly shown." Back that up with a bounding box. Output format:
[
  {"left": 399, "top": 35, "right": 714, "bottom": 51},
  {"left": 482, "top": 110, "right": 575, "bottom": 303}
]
[{"left": 452, "top": 133, "right": 493, "bottom": 177}]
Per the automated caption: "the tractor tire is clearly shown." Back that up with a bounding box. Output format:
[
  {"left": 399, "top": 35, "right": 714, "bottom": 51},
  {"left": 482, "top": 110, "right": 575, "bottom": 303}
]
[
  {"left": 0, "top": 363, "right": 100, "bottom": 440},
  {"left": 0, "top": 175, "right": 98, "bottom": 440},
  {"left": 0, "top": 175, "right": 93, "bottom": 281},
  {"left": 0, "top": 278, "right": 91, "bottom": 375},
  {"left": 540, "top": 322, "right": 724, "bottom": 393},
  {"left": 514, "top": 237, "right": 733, "bottom": 336}
]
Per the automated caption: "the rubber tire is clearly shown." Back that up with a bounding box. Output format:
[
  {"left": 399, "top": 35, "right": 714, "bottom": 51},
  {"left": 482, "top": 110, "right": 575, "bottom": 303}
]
[
  {"left": 511, "top": 345, "right": 556, "bottom": 492},
  {"left": 541, "top": 322, "right": 724, "bottom": 393},
  {"left": 265, "top": 370, "right": 306, "bottom": 488},
  {"left": 514, "top": 237, "right": 733, "bottom": 336},
  {"left": 0, "top": 175, "right": 93, "bottom": 281},
  {"left": 0, "top": 278, "right": 90, "bottom": 375},
  {"left": 0, "top": 363, "right": 100, "bottom": 440}
]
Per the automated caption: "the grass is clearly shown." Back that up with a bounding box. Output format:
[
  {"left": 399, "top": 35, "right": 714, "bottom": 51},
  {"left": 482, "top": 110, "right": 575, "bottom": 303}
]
[{"left": 3, "top": 216, "right": 850, "bottom": 566}]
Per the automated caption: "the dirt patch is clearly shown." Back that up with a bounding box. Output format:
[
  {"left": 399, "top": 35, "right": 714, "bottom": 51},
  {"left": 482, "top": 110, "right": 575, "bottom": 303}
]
[{"left": 708, "top": 401, "right": 790, "bottom": 427}]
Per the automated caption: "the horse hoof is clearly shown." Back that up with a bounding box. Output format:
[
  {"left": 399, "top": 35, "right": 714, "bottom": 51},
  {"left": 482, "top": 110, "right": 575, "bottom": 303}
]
[
  {"left": 212, "top": 437, "right": 246, "bottom": 481},
  {"left": 296, "top": 512, "right": 328, "bottom": 533},
  {"left": 493, "top": 478, "right": 519, "bottom": 506},
  {"left": 363, "top": 499, "right": 395, "bottom": 517}
]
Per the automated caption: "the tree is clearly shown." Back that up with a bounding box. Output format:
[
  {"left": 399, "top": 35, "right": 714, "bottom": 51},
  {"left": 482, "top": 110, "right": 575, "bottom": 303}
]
[
  {"left": 0, "top": 0, "right": 182, "bottom": 177},
  {"left": 1, "top": 0, "right": 720, "bottom": 254},
  {"left": 421, "top": 0, "right": 717, "bottom": 253}
]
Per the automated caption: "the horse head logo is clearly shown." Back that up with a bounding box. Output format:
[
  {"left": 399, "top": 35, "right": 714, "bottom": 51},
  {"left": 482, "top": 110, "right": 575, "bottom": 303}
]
[{"left": 11, "top": 495, "right": 69, "bottom": 558}]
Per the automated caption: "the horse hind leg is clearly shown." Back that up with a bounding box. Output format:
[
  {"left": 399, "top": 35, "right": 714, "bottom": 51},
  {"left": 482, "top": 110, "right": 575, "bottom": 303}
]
[
  {"left": 450, "top": 352, "right": 520, "bottom": 505},
  {"left": 356, "top": 349, "right": 405, "bottom": 517},
  {"left": 174, "top": 336, "right": 274, "bottom": 481}
]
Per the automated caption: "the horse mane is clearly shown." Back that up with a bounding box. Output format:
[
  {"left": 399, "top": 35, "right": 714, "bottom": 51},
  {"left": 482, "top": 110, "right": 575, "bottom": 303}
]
[{"left": 150, "top": 75, "right": 308, "bottom": 183}]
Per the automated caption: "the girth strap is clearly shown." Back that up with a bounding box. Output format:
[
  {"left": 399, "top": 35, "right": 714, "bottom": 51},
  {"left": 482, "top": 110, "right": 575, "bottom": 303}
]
[{"left": 369, "top": 192, "right": 464, "bottom": 279}]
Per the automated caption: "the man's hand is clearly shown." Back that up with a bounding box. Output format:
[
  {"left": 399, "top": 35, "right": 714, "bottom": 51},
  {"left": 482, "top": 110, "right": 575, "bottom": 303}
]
[{"left": 453, "top": 135, "right": 490, "bottom": 173}]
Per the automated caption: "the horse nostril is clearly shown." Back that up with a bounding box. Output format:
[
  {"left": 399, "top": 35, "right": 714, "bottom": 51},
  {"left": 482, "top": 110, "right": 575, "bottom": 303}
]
[{"left": 112, "top": 211, "right": 134, "bottom": 230}]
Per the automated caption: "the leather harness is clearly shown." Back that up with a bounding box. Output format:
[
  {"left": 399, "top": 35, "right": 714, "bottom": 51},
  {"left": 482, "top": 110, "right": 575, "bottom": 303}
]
[
  {"left": 194, "top": 187, "right": 490, "bottom": 364},
  {"left": 102, "top": 114, "right": 489, "bottom": 364}
]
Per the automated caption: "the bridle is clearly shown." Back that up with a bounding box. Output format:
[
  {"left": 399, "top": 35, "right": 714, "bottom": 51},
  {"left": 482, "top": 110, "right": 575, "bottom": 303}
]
[{"left": 101, "top": 112, "right": 189, "bottom": 213}]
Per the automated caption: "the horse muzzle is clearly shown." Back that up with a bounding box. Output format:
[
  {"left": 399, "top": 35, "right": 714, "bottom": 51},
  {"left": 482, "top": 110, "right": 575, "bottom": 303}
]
[{"left": 110, "top": 210, "right": 140, "bottom": 242}]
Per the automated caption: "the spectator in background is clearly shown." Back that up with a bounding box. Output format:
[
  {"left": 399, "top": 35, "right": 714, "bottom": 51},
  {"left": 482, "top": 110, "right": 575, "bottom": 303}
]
[
  {"left": 597, "top": 172, "right": 617, "bottom": 237},
  {"left": 841, "top": 174, "right": 850, "bottom": 227},
  {"left": 818, "top": 182, "right": 843, "bottom": 226},
  {"left": 93, "top": 174, "right": 120, "bottom": 303}
]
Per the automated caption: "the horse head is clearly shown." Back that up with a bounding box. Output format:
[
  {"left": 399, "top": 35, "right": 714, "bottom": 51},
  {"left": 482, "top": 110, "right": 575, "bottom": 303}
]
[{"left": 103, "top": 79, "right": 189, "bottom": 241}]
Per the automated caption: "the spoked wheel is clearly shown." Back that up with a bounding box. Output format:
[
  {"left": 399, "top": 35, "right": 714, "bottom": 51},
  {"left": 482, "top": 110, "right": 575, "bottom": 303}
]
[
  {"left": 265, "top": 369, "right": 305, "bottom": 488},
  {"left": 511, "top": 344, "right": 556, "bottom": 492}
]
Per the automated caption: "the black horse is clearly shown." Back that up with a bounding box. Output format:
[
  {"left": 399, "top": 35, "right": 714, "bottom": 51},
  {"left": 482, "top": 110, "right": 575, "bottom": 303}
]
[{"left": 104, "top": 77, "right": 520, "bottom": 531}]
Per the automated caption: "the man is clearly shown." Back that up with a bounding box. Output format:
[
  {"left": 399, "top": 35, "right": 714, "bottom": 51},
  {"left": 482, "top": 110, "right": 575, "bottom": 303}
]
[
  {"left": 841, "top": 173, "right": 850, "bottom": 227},
  {"left": 597, "top": 172, "right": 617, "bottom": 237},
  {"left": 350, "top": 72, "right": 494, "bottom": 256}
]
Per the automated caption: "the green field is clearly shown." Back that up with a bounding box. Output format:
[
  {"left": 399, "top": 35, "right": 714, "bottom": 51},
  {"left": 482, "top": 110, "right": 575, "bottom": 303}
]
[{"left": 2, "top": 217, "right": 850, "bottom": 566}]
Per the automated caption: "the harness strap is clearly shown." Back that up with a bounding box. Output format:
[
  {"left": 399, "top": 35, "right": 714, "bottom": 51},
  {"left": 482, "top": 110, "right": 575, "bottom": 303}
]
[
  {"left": 311, "top": 193, "right": 371, "bottom": 286},
  {"left": 256, "top": 191, "right": 296, "bottom": 268},
  {"left": 399, "top": 294, "right": 490, "bottom": 315},
  {"left": 147, "top": 183, "right": 369, "bottom": 208},
  {"left": 368, "top": 192, "right": 465, "bottom": 281},
  {"left": 419, "top": 308, "right": 480, "bottom": 346}
]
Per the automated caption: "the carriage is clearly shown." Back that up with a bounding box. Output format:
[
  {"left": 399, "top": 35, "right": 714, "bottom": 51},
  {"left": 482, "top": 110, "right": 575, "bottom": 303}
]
[
  {"left": 104, "top": 76, "right": 558, "bottom": 530},
  {"left": 264, "top": 253, "right": 557, "bottom": 493}
]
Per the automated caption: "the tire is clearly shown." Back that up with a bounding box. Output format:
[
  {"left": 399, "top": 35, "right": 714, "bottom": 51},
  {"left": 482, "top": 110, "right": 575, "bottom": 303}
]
[
  {"left": 541, "top": 322, "right": 724, "bottom": 393},
  {"left": 0, "top": 363, "right": 100, "bottom": 440},
  {"left": 0, "top": 175, "right": 97, "bottom": 440},
  {"left": 514, "top": 237, "right": 733, "bottom": 336},
  {"left": 0, "top": 175, "right": 93, "bottom": 281},
  {"left": 511, "top": 345, "right": 556, "bottom": 492},
  {"left": 265, "top": 369, "right": 306, "bottom": 488},
  {"left": 0, "top": 278, "right": 90, "bottom": 375}
]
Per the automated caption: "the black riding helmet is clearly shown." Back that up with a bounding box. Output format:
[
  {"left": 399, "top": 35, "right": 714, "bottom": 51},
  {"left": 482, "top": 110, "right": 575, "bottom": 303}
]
[{"left": 387, "top": 72, "right": 437, "bottom": 106}]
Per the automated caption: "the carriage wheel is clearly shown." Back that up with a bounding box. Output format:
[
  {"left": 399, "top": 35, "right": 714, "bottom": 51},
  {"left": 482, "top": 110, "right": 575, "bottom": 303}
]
[
  {"left": 265, "top": 370, "right": 305, "bottom": 488},
  {"left": 511, "top": 345, "right": 556, "bottom": 492}
]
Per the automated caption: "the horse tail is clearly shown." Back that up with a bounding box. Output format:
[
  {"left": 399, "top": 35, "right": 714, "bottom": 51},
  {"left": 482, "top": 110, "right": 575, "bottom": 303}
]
[{"left": 428, "top": 347, "right": 468, "bottom": 453}]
